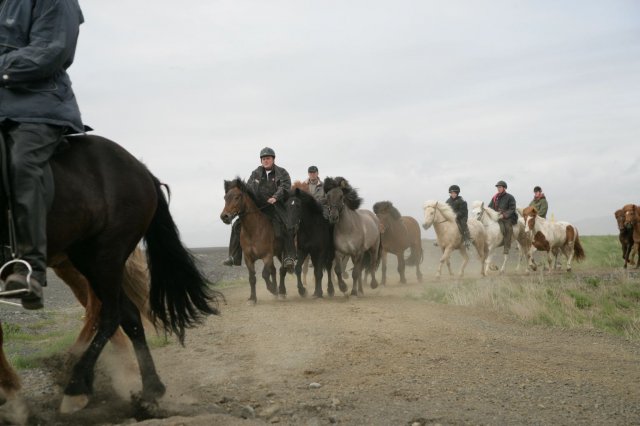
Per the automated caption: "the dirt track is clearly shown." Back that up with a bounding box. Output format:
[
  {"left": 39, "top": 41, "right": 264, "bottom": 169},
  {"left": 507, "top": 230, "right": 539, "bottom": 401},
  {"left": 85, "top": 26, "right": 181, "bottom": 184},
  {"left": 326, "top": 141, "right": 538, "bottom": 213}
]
[{"left": 3, "top": 248, "right": 640, "bottom": 425}]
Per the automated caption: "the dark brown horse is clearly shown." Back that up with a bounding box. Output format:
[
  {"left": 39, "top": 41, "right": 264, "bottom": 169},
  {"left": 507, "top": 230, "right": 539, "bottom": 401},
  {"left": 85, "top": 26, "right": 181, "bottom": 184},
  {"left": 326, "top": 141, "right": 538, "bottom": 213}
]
[
  {"left": 220, "top": 178, "right": 302, "bottom": 304},
  {"left": 622, "top": 204, "right": 640, "bottom": 268},
  {"left": 0, "top": 134, "right": 220, "bottom": 415},
  {"left": 372, "top": 201, "right": 423, "bottom": 285},
  {"left": 0, "top": 248, "right": 150, "bottom": 423}
]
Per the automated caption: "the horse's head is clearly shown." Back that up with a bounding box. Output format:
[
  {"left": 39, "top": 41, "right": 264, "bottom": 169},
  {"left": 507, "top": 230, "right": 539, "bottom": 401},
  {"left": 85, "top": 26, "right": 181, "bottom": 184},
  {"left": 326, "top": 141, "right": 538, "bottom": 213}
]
[
  {"left": 471, "top": 201, "right": 485, "bottom": 222},
  {"left": 373, "top": 201, "right": 401, "bottom": 233},
  {"left": 522, "top": 206, "right": 538, "bottom": 232},
  {"left": 324, "top": 187, "right": 344, "bottom": 224},
  {"left": 220, "top": 178, "right": 246, "bottom": 224},
  {"left": 422, "top": 201, "right": 437, "bottom": 230},
  {"left": 285, "top": 189, "right": 304, "bottom": 233},
  {"left": 623, "top": 204, "right": 638, "bottom": 230},
  {"left": 615, "top": 209, "right": 626, "bottom": 231}
]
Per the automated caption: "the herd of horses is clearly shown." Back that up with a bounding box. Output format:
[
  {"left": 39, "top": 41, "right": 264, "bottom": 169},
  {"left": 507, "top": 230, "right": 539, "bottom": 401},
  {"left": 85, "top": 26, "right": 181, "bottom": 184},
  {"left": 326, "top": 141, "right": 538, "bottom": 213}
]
[{"left": 220, "top": 176, "right": 589, "bottom": 306}]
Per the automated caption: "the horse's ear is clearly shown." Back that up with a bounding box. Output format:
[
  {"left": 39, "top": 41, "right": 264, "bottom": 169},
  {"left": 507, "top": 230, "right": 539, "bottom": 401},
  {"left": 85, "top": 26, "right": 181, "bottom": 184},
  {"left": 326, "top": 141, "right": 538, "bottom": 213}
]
[
  {"left": 224, "top": 180, "right": 231, "bottom": 193},
  {"left": 481, "top": 202, "right": 485, "bottom": 209},
  {"left": 339, "top": 179, "right": 348, "bottom": 189}
]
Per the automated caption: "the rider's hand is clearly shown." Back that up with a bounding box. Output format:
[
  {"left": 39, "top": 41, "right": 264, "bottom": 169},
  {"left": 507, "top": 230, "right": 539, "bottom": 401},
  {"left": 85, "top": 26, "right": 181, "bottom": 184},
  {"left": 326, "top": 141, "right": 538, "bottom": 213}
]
[{"left": 267, "top": 197, "right": 277, "bottom": 204}]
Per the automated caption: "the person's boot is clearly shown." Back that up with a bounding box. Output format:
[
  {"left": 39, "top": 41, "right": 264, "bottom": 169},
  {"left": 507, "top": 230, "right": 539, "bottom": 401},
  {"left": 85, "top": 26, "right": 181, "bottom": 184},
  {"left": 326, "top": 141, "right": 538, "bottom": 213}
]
[
  {"left": 222, "top": 256, "right": 235, "bottom": 266},
  {"left": 4, "top": 271, "right": 44, "bottom": 310}
]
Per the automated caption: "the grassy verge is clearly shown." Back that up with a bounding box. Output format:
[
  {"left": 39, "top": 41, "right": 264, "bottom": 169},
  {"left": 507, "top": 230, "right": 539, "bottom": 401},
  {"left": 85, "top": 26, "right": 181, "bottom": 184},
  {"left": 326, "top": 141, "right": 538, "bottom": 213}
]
[{"left": 418, "top": 236, "right": 640, "bottom": 340}]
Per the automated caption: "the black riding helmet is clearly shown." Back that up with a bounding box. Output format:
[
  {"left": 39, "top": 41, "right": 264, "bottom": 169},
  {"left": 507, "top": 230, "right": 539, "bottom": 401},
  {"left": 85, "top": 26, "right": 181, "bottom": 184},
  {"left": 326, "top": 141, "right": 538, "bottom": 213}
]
[
  {"left": 448, "top": 184, "right": 460, "bottom": 193},
  {"left": 495, "top": 180, "right": 507, "bottom": 188},
  {"left": 260, "top": 147, "right": 276, "bottom": 158}
]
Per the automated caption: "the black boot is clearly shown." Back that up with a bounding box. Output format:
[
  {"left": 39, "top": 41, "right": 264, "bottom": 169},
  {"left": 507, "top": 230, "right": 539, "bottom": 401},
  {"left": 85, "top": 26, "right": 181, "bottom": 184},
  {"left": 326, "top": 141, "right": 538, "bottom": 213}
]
[{"left": 5, "top": 270, "right": 44, "bottom": 310}]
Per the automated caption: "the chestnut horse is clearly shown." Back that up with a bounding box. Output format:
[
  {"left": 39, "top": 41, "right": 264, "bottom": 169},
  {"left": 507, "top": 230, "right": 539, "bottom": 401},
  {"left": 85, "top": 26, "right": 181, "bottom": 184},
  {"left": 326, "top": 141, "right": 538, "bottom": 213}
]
[
  {"left": 372, "top": 201, "right": 423, "bottom": 285},
  {"left": 0, "top": 248, "right": 150, "bottom": 424},
  {"left": 220, "top": 178, "right": 301, "bottom": 304},
  {"left": 0, "top": 134, "right": 219, "bottom": 415},
  {"left": 522, "top": 206, "right": 585, "bottom": 271}
]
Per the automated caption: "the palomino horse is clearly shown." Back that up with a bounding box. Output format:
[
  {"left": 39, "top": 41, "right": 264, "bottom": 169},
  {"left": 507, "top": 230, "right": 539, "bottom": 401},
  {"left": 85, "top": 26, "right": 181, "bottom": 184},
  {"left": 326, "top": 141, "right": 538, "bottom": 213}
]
[
  {"left": 522, "top": 206, "right": 585, "bottom": 271},
  {"left": 372, "top": 201, "right": 423, "bottom": 285},
  {"left": 622, "top": 204, "right": 640, "bottom": 268},
  {"left": 0, "top": 248, "right": 150, "bottom": 425},
  {"left": 0, "top": 134, "right": 219, "bottom": 415},
  {"left": 220, "top": 178, "right": 301, "bottom": 303},
  {"left": 422, "top": 201, "right": 487, "bottom": 278},
  {"left": 324, "top": 177, "right": 381, "bottom": 296},
  {"left": 471, "top": 201, "right": 530, "bottom": 274},
  {"left": 286, "top": 186, "right": 336, "bottom": 298}
]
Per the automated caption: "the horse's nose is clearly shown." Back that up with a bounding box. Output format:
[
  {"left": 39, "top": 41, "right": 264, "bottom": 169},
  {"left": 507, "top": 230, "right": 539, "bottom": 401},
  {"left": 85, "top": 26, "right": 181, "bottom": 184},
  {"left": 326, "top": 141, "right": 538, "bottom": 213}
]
[
  {"left": 220, "top": 213, "right": 231, "bottom": 224},
  {"left": 422, "top": 223, "right": 428, "bottom": 230}
]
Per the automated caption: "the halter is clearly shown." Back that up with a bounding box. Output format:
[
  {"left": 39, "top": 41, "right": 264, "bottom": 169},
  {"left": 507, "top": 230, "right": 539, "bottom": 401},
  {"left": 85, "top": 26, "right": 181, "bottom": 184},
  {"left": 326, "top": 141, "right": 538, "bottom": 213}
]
[
  {"left": 433, "top": 202, "right": 449, "bottom": 224},
  {"left": 477, "top": 205, "right": 486, "bottom": 222}
]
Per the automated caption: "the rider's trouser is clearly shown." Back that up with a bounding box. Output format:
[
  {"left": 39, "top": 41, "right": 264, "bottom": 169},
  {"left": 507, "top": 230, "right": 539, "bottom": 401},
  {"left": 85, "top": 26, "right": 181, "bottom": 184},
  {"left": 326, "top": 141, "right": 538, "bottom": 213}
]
[
  {"left": 3, "top": 122, "right": 64, "bottom": 284},
  {"left": 498, "top": 218, "right": 513, "bottom": 254}
]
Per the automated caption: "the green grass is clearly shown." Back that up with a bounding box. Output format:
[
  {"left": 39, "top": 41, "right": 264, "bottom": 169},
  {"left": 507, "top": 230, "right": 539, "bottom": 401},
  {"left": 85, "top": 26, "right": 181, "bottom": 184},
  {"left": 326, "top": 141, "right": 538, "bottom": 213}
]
[{"left": 419, "top": 236, "right": 640, "bottom": 340}]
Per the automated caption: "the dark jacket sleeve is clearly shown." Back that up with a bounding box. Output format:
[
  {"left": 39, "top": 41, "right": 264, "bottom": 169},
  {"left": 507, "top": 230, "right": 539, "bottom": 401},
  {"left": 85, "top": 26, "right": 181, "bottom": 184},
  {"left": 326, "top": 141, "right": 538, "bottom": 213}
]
[
  {"left": 273, "top": 166, "right": 291, "bottom": 200},
  {"left": 458, "top": 200, "right": 468, "bottom": 221},
  {"left": 538, "top": 198, "right": 548, "bottom": 218},
  {"left": 246, "top": 168, "right": 260, "bottom": 194},
  {"left": 503, "top": 195, "right": 516, "bottom": 220},
  {"left": 0, "top": 1, "right": 83, "bottom": 86}
]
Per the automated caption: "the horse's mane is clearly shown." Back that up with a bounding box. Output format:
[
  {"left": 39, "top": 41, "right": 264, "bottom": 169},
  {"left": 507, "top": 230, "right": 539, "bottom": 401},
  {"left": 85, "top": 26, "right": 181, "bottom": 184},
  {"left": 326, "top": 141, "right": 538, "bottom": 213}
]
[
  {"left": 289, "top": 187, "right": 323, "bottom": 214},
  {"left": 324, "top": 176, "right": 362, "bottom": 210},
  {"left": 224, "top": 177, "right": 262, "bottom": 207},
  {"left": 522, "top": 206, "right": 538, "bottom": 217},
  {"left": 291, "top": 180, "right": 310, "bottom": 192},
  {"left": 471, "top": 200, "right": 501, "bottom": 221},
  {"left": 373, "top": 201, "right": 401, "bottom": 220},
  {"left": 423, "top": 200, "right": 457, "bottom": 222}
]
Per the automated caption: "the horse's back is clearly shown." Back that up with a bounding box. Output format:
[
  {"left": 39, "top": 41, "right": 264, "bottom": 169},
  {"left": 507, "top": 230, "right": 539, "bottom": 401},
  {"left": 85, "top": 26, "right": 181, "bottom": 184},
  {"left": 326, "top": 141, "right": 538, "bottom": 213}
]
[{"left": 47, "top": 134, "right": 157, "bottom": 253}]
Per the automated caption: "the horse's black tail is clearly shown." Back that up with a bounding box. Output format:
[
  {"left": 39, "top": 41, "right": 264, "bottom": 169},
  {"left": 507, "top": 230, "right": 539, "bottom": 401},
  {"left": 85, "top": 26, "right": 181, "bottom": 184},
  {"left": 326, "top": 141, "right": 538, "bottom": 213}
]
[{"left": 144, "top": 174, "right": 222, "bottom": 345}]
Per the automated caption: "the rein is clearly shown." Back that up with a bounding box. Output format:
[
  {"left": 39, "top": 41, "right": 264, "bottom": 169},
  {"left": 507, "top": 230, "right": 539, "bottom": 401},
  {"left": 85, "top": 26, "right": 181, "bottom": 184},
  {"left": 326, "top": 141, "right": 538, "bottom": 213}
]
[{"left": 433, "top": 203, "right": 449, "bottom": 224}]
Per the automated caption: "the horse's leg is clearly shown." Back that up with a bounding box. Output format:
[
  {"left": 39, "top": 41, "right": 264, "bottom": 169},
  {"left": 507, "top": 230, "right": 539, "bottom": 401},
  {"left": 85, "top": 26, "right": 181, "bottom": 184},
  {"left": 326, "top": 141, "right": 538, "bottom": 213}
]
[
  {"left": 118, "top": 296, "right": 165, "bottom": 403},
  {"left": 381, "top": 250, "right": 387, "bottom": 286},
  {"left": 499, "top": 252, "right": 509, "bottom": 274},
  {"left": 295, "top": 251, "right": 306, "bottom": 296},
  {"left": 397, "top": 251, "right": 407, "bottom": 284},
  {"left": 302, "top": 255, "right": 310, "bottom": 287},
  {"left": 564, "top": 243, "right": 575, "bottom": 272},
  {"left": 278, "top": 263, "right": 288, "bottom": 299},
  {"left": 0, "top": 327, "right": 27, "bottom": 426},
  {"left": 325, "top": 256, "right": 335, "bottom": 297},
  {"left": 436, "top": 247, "right": 448, "bottom": 279},
  {"left": 334, "top": 256, "right": 348, "bottom": 293},
  {"left": 311, "top": 253, "right": 324, "bottom": 298},
  {"left": 351, "top": 255, "right": 363, "bottom": 296},
  {"left": 246, "top": 257, "right": 259, "bottom": 304},
  {"left": 459, "top": 247, "right": 469, "bottom": 278}
]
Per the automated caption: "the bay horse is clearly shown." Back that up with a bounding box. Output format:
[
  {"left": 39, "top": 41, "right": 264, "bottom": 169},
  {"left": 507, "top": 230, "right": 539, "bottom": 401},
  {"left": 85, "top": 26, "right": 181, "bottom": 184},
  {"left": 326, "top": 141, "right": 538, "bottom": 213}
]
[
  {"left": 422, "top": 201, "right": 487, "bottom": 278},
  {"left": 372, "top": 201, "right": 423, "bottom": 285},
  {"left": 220, "top": 178, "right": 300, "bottom": 303},
  {"left": 324, "top": 177, "right": 381, "bottom": 296},
  {"left": 471, "top": 201, "right": 531, "bottom": 274},
  {"left": 286, "top": 185, "right": 336, "bottom": 298},
  {"left": 622, "top": 204, "right": 640, "bottom": 268},
  {"left": 0, "top": 134, "right": 220, "bottom": 415},
  {"left": 522, "top": 206, "right": 585, "bottom": 272},
  {"left": 0, "top": 247, "right": 150, "bottom": 424}
]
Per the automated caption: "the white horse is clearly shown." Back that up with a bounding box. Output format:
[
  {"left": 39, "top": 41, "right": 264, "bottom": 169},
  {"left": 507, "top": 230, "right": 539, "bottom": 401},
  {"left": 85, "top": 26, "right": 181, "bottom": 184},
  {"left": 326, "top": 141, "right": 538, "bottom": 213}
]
[
  {"left": 422, "top": 201, "right": 487, "bottom": 278},
  {"left": 471, "top": 201, "right": 531, "bottom": 274},
  {"left": 521, "top": 206, "right": 586, "bottom": 272}
]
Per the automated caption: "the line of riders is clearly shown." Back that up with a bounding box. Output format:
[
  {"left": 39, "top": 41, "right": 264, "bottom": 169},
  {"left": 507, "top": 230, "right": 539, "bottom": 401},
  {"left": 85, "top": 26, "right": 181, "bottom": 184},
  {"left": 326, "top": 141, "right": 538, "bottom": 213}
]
[{"left": 222, "top": 147, "right": 550, "bottom": 267}]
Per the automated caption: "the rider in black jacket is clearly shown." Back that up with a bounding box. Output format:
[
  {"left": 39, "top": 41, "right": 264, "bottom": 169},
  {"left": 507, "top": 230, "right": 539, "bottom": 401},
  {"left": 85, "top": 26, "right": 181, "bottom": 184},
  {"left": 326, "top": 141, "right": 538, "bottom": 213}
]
[{"left": 445, "top": 185, "right": 472, "bottom": 248}]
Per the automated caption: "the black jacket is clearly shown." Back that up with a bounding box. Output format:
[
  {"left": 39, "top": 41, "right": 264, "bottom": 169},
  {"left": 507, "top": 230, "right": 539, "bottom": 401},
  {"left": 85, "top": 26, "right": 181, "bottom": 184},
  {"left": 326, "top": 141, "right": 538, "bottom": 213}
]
[
  {"left": 247, "top": 164, "right": 291, "bottom": 204},
  {"left": 446, "top": 196, "right": 468, "bottom": 222},
  {"left": 488, "top": 191, "right": 518, "bottom": 224},
  {"left": 0, "top": 0, "right": 84, "bottom": 132}
]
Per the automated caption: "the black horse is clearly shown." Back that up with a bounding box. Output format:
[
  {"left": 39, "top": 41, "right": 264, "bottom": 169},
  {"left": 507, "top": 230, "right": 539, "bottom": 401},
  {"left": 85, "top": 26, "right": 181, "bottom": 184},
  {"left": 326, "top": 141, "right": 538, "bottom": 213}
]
[
  {"left": 0, "top": 134, "right": 220, "bottom": 413},
  {"left": 286, "top": 186, "right": 338, "bottom": 297}
]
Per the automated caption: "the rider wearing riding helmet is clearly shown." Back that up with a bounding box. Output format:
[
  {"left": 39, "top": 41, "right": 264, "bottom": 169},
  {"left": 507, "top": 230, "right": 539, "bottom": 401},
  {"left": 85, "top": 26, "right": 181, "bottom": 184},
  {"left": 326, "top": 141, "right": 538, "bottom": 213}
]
[
  {"left": 223, "top": 147, "right": 293, "bottom": 267},
  {"left": 446, "top": 185, "right": 472, "bottom": 248}
]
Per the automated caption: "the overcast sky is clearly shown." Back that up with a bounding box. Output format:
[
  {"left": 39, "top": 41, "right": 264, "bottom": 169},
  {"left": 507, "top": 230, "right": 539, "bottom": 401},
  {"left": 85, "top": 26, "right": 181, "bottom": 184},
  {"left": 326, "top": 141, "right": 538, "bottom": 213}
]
[{"left": 71, "top": 1, "right": 639, "bottom": 247}]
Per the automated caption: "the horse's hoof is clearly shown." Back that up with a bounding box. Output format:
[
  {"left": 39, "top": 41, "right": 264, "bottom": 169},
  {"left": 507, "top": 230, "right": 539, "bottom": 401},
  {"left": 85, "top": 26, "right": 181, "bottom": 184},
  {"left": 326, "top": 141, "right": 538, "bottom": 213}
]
[
  {"left": 247, "top": 299, "right": 257, "bottom": 306},
  {"left": 338, "top": 283, "right": 347, "bottom": 293},
  {"left": 0, "top": 395, "right": 28, "bottom": 425},
  {"left": 312, "top": 293, "right": 323, "bottom": 299},
  {"left": 298, "top": 287, "right": 307, "bottom": 297},
  {"left": 60, "top": 394, "right": 89, "bottom": 414},
  {"left": 278, "top": 294, "right": 287, "bottom": 300},
  {"left": 370, "top": 281, "right": 378, "bottom": 289}
]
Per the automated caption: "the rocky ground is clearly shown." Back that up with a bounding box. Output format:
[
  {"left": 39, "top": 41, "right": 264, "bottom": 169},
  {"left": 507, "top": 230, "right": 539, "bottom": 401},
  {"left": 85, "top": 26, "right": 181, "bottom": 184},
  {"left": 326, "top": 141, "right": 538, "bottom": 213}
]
[{"left": 1, "top": 245, "right": 639, "bottom": 425}]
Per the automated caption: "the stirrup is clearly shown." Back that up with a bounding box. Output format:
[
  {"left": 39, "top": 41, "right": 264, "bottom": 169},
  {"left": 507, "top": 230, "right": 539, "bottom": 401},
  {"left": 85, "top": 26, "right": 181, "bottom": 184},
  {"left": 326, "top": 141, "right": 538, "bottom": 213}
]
[{"left": 0, "top": 259, "right": 33, "bottom": 299}]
